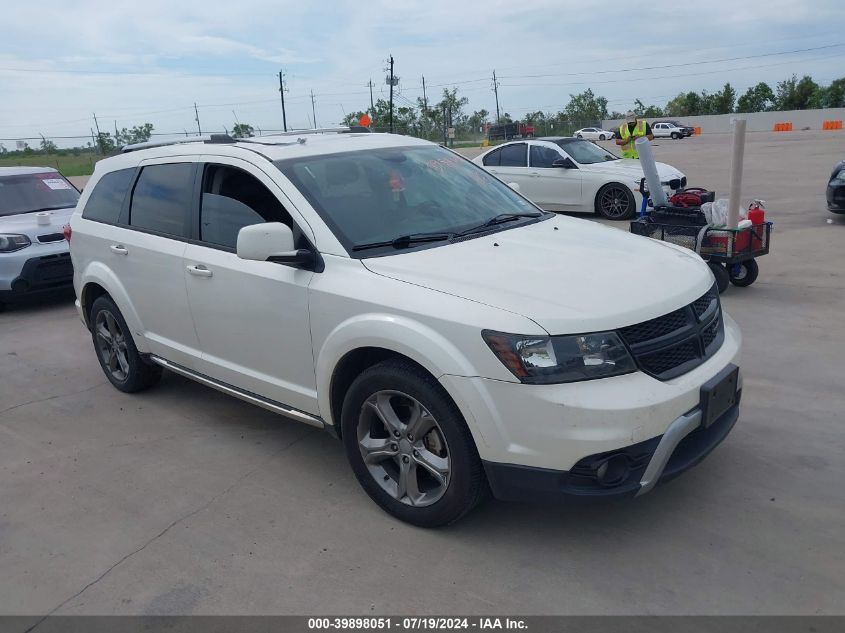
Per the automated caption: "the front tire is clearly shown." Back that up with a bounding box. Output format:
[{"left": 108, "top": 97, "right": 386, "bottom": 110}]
[
  {"left": 89, "top": 295, "right": 162, "bottom": 392},
  {"left": 341, "top": 359, "right": 485, "bottom": 527},
  {"left": 596, "top": 183, "right": 636, "bottom": 220},
  {"left": 729, "top": 259, "right": 759, "bottom": 287},
  {"left": 576, "top": 134, "right": 583, "bottom": 139}
]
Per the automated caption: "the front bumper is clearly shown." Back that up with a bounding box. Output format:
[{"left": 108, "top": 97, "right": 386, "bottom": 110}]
[
  {"left": 483, "top": 390, "right": 739, "bottom": 502},
  {"left": 0, "top": 242, "right": 73, "bottom": 300},
  {"left": 827, "top": 183, "right": 845, "bottom": 213},
  {"left": 440, "top": 311, "right": 741, "bottom": 480}
]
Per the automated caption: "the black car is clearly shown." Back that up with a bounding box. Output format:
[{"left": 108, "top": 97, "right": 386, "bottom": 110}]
[
  {"left": 652, "top": 120, "right": 694, "bottom": 137},
  {"left": 828, "top": 159, "right": 845, "bottom": 213}
]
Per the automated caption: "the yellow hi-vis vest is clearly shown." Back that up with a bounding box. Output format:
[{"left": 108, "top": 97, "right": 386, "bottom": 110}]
[{"left": 618, "top": 120, "right": 648, "bottom": 159}]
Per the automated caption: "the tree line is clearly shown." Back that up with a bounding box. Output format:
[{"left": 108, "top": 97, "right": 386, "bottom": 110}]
[{"left": 332, "top": 73, "right": 845, "bottom": 139}]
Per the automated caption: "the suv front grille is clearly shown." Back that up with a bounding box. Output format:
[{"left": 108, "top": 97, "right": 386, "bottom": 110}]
[{"left": 619, "top": 284, "right": 724, "bottom": 380}]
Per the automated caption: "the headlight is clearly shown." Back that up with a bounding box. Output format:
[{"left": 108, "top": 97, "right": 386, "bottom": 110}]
[
  {"left": 0, "top": 234, "right": 31, "bottom": 253},
  {"left": 482, "top": 330, "right": 636, "bottom": 384}
]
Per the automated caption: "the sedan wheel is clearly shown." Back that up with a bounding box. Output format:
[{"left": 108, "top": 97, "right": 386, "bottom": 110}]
[
  {"left": 596, "top": 184, "right": 636, "bottom": 220},
  {"left": 599, "top": 134, "right": 606, "bottom": 140},
  {"left": 576, "top": 134, "right": 583, "bottom": 138}
]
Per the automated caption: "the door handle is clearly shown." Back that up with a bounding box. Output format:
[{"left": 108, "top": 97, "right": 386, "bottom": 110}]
[
  {"left": 110, "top": 244, "right": 128, "bottom": 255},
  {"left": 186, "top": 264, "right": 213, "bottom": 278},
  {"left": 529, "top": 171, "right": 540, "bottom": 177}
]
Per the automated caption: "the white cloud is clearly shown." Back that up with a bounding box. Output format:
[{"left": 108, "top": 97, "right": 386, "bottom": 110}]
[{"left": 1, "top": 0, "right": 843, "bottom": 142}]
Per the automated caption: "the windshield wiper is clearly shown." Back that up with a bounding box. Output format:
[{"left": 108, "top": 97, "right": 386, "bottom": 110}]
[
  {"left": 352, "top": 231, "right": 454, "bottom": 252},
  {"left": 25, "top": 205, "right": 76, "bottom": 213},
  {"left": 456, "top": 212, "right": 543, "bottom": 237}
]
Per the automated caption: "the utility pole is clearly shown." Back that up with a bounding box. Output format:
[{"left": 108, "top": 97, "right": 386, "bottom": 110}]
[
  {"left": 310, "top": 90, "right": 317, "bottom": 129},
  {"left": 232, "top": 110, "right": 240, "bottom": 125},
  {"left": 492, "top": 70, "right": 501, "bottom": 124},
  {"left": 92, "top": 113, "right": 103, "bottom": 154},
  {"left": 194, "top": 103, "right": 202, "bottom": 135},
  {"left": 421, "top": 75, "right": 428, "bottom": 138},
  {"left": 114, "top": 120, "right": 119, "bottom": 145},
  {"left": 278, "top": 70, "right": 288, "bottom": 132},
  {"left": 388, "top": 55, "right": 395, "bottom": 134},
  {"left": 368, "top": 79, "right": 375, "bottom": 118},
  {"left": 442, "top": 104, "right": 447, "bottom": 146},
  {"left": 90, "top": 128, "right": 96, "bottom": 152}
]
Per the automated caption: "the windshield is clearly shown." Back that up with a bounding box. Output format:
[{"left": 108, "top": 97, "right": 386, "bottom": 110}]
[
  {"left": 0, "top": 172, "right": 80, "bottom": 217},
  {"left": 276, "top": 146, "right": 545, "bottom": 256},
  {"left": 554, "top": 140, "right": 619, "bottom": 164}
]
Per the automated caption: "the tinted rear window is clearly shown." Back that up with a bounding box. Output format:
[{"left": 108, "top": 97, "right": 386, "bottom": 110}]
[
  {"left": 129, "top": 163, "right": 194, "bottom": 238},
  {"left": 82, "top": 168, "right": 135, "bottom": 223},
  {"left": 499, "top": 143, "right": 527, "bottom": 167},
  {"left": 0, "top": 172, "right": 80, "bottom": 217}
]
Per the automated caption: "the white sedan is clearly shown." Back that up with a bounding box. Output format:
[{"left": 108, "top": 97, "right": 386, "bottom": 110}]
[
  {"left": 473, "top": 137, "right": 686, "bottom": 220},
  {"left": 574, "top": 127, "right": 615, "bottom": 140}
]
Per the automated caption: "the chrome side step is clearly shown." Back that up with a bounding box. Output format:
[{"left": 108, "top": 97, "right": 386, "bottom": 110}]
[{"left": 149, "top": 356, "right": 325, "bottom": 429}]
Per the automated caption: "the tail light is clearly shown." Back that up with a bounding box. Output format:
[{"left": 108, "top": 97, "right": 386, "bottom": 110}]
[{"left": 63, "top": 224, "right": 72, "bottom": 242}]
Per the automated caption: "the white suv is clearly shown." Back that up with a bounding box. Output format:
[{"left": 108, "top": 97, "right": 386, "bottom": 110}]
[{"left": 69, "top": 130, "right": 742, "bottom": 526}]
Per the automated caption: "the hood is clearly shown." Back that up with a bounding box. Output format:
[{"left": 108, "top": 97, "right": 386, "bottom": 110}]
[
  {"left": 582, "top": 159, "right": 683, "bottom": 181},
  {"left": 362, "top": 215, "right": 712, "bottom": 334},
  {"left": 0, "top": 206, "right": 75, "bottom": 237}
]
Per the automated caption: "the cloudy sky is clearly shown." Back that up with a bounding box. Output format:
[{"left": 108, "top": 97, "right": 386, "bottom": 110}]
[{"left": 2, "top": 0, "right": 843, "bottom": 145}]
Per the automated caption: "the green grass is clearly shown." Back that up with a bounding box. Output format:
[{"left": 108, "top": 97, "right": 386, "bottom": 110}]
[{"left": 0, "top": 152, "right": 100, "bottom": 177}]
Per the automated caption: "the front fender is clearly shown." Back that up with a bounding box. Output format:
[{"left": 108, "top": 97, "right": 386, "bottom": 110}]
[
  {"left": 314, "top": 313, "right": 489, "bottom": 443},
  {"left": 79, "top": 261, "right": 150, "bottom": 353}
]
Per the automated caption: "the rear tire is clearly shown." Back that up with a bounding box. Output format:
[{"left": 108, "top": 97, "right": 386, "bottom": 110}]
[
  {"left": 671, "top": 132, "right": 681, "bottom": 139},
  {"left": 595, "top": 183, "right": 636, "bottom": 220},
  {"left": 341, "top": 359, "right": 486, "bottom": 527},
  {"left": 89, "top": 295, "right": 162, "bottom": 393},
  {"left": 709, "top": 262, "right": 730, "bottom": 293},
  {"left": 729, "top": 259, "right": 759, "bottom": 287},
  {"left": 599, "top": 134, "right": 606, "bottom": 140}
]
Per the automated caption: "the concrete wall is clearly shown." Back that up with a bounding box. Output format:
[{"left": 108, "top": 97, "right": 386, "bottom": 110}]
[{"left": 603, "top": 107, "right": 845, "bottom": 134}]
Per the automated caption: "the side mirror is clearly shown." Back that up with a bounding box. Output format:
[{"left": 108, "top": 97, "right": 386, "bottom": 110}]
[
  {"left": 507, "top": 182, "right": 521, "bottom": 193},
  {"left": 237, "top": 222, "right": 318, "bottom": 269},
  {"left": 236, "top": 221, "right": 296, "bottom": 261},
  {"left": 552, "top": 157, "right": 577, "bottom": 169}
]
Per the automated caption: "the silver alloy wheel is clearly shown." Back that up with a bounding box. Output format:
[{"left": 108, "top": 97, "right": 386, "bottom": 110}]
[
  {"left": 599, "top": 185, "right": 633, "bottom": 219},
  {"left": 95, "top": 310, "right": 130, "bottom": 382},
  {"left": 357, "top": 390, "right": 451, "bottom": 507},
  {"left": 732, "top": 265, "right": 748, "bottom": 281}
]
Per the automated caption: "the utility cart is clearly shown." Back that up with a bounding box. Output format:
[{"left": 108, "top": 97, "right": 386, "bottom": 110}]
[{"left": 631, "top": 206, "right": 773, "bottom": 293}]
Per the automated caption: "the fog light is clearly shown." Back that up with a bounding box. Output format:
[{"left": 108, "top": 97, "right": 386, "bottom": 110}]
[{"left": 595, "top": 454, "right": 630, "bottom": 487}]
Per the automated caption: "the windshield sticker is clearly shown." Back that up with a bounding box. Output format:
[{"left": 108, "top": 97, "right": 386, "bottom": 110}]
[
  {"left": 426, "top": 156, "right": 462, "bottom": 173},
  {"left": 41, "top": 178, "right": 72, "bottom": 190}
]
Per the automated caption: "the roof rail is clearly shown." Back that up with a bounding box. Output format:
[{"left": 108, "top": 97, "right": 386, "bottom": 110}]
[
  {"left": 120, "top": 127, "right": 371, "bottom": 153},
  {"left": 257, "top": 126, "right": 372, "bottom": 137},
  {"left": 121, "top": 134, "right": 236, "bottom": 153}
]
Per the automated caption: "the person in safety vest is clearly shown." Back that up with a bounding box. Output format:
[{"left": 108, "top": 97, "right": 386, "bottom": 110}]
[{"left": 616, "top": 111, "right": 653, "bottom": 159}]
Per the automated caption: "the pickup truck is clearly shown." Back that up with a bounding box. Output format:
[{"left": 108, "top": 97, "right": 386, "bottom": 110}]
[
  {"left": 652, "top": 122, "right": 689, "bottom": 139},
  {"left": 652, "top": 120, "right": 694, "bottom": 138}
]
